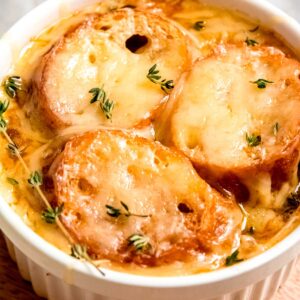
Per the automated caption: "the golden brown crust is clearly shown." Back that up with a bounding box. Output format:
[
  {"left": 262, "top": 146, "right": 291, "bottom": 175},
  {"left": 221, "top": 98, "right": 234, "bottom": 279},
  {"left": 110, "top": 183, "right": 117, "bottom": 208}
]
[
  {"left": 52, "top": 130, "right": 242, "bottom": 266},
  {"left": 33, "top": 9, "right": 195, "bottom": 130},
  {"left": 156, "top": 44, "right": 300, "bottom": 200}
]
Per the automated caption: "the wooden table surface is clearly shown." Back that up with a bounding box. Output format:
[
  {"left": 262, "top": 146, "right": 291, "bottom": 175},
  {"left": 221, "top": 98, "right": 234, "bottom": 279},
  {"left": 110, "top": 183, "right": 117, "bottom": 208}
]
[{"left": 0, "top": 233, "right": 299, "bottom": 300}]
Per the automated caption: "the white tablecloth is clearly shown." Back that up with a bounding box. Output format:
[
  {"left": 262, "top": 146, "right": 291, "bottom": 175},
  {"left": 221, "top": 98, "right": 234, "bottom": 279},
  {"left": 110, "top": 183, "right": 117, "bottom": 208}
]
[{"left": 0, "top": 0, "right": 299, "bottom": 35}]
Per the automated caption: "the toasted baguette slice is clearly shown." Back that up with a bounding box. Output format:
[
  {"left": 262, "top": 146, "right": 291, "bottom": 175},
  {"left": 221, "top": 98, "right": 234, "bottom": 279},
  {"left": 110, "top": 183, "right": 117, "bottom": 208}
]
[
  {"left": 33, "top": 8, "right": 194, "bottom": 130},
  {"left": 52, "top": 130, "right": 242, "bottom": 266},
  {"left": 156, "top": 45, "right": 300, "bottom": 202}
]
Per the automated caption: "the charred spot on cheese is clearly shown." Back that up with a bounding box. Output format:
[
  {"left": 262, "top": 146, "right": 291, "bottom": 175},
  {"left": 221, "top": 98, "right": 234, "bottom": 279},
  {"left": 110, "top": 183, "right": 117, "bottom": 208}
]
[
  {"left": 156, "top": 44, "right": 300, "bottom": 203},
  {"left": 32, "top": 9, "right": 194, "bottom": 130},
  {"left": 52, "top": 130, "right": 242, "bottom": 266}
]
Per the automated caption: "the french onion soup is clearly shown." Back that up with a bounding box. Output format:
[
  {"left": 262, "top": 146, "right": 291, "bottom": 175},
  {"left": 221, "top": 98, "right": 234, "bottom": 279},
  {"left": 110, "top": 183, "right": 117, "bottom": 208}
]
[{"left": 0, "top": 0, "right": 299, "bottom": 276}]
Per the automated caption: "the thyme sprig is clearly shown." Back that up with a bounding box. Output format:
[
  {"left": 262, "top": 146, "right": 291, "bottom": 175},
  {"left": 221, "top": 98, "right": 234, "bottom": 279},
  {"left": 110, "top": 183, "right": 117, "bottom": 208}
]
[
  {"left": 246, "top": 133, "right": 261, "bottom": 147},
  {"left": 71, "top": 244, "right": 105, "bottom": 276},
  {"left": 0, "top": 99, "right": 9, "bottom": 130},
  {"left": 71, "top": 244, "right": 90, "bottom": 260},
  {"left": 128, "top": 234, "right": 151, "bottom": 252},
  {"left": 0, "top": 99, "right": 9, "bottom": 115},
  {"left": 42, "top": 204, "right": 64, "bottom": 224},
  {"left": 225, "top": 250, "right": 243, "bottom": 266},
  {"left": 147, "top": 64, "right": 174, "bottom": 94},
  {"left": 89, "top": 87, "right": 114, "bottom": 120},
  {"left": 106, "top": 201, "right": 150, "bottom": 218},
  {"left": 0, "top": 118, "right": 7, "bottom": 130},
  {"left": 245, "top": 37, "right": 258, "bottom": 46},
  {"left": 7, "top": 142, "right": 19, "bottom": 156},
  {"left": 193, "top": 21, "right": 205, "bottom": 31},
  {"left": 0, "top": 80, "right": 105, "bottom": 276},
  {"left": 4, "top": 76, "right": 23, "bottom": 98},
  {"left": 251, "top": 78, "right": 273, "bottom": 89},
  {"left": 28, "top": 171, "right": 43, "bottom": 186},
  {"left": 273, "top": 122, "right": 280, "bottom": 136},
  {"left": 7, "top": 177, "right": 19, "bottom": 186}
]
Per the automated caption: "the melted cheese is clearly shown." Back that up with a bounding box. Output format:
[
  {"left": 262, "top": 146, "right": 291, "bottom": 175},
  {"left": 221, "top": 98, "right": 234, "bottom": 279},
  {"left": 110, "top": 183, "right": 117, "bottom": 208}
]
[{"left": 0, "top": 0, "right": 299, "bottom": 276}]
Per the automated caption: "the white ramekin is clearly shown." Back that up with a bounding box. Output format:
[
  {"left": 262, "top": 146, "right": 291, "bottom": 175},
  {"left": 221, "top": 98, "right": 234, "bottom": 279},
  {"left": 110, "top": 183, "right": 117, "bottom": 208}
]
[{"left": 0, "top": 1, "right": 300, "bottom": 299}]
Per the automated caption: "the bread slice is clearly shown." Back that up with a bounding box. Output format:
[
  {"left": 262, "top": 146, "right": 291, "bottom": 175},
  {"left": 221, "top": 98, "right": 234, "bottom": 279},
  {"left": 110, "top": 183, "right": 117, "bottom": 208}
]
[
  {"left": 156, "top": 45, "right": 300, "bottom": 203},
  {"left": 52, "top": 130, "right": 242, "bottom": 266},
  {"left": 33, "top": 8, "right": 194, "bottom": 130}
]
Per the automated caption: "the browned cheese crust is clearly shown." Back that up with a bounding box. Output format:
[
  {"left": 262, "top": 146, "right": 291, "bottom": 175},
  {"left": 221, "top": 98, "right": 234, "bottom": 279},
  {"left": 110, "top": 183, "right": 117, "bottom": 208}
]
[
  {"left": 52, "top": 130, "right": 242, "bottom": 266},
  {"left": 33, "top": 8, "right": 195, "bottom": 130},
  {"left": 155, "top": 44, "right": 300, "bottom": 201}
]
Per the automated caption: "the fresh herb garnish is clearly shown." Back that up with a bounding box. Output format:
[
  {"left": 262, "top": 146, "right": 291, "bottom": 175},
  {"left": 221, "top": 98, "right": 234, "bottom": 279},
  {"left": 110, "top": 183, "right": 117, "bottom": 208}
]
[
  {"left": 0, "top": 118, "right": 7, "bottom": 130},
  {"left": 246, "top": 133, "right": 261, "bottom": 147},
  {"left": 28, "top": 171, "right": 43, "bottom": 186},
  {"left": 71, "top": 244, "right": 91, "bottom": 260},
  {"left": 249, "top": 25, "right": 259, "bottom": 32},
  {"left": 4, "top": 76, "right": 23, "bottom": 98},
  {"left": 89, "top": 87, "right": 114, "bottom": 120},
  {"left": 7, "top": 142, "right": 19, "bottom": 156},
  {"left": 193, "top": 21, "right": 205, "bottom": 31},
  {"left": 0, "top": 81, "right": 105, "bottom": 276},
  {"left": 225, "top": 250, "right": 243, "bottom": 266},
  {"left": 106, "top": 205, "right": 121, "bottom": 218},
  {"left": 128, "top": 234, "right": 151, "bottom": 252},
  {"left": 42, "top": 204, "right": 64, "bottom": 224},
  {"left": 0, "top": 99, "right": 9, "bottom": 131},
  {"left": 70, "top": 244, "right": 105, "bottom": 276},
  {"left": 245, "top": 37, "right": 258, "bottom": 46},
  {"left": 7, "top": 177, "right": 19, "bottom": 186},
  {"left": 0, "top": 99, "right": 9, "bottom": 115},
  {"left": 273, "top": 122, "right": 280, "bottom": 136},
  {"left": 106, "top": 201, "right": 150, "bottom": 218},
  {"left": 147, "top": 64, "right": 174, "bottom": 94},
  {"left": 251, "top": 78, "right": 273, "bottom": 89}
]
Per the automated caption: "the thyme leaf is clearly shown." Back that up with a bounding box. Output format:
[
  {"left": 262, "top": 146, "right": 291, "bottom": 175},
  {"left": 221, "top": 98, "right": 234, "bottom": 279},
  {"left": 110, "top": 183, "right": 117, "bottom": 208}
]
[
  {"left": 193, "top": 21, "right": 205, "bottom": 31},
  {"left": 246, "top": 133, "right": 261, "bottom": 147},
  {"left": 28, "top": 171, "right": 43, "bottom": 186},
  {"left": 128, "top": 234, "right": 151, "bottom": 252},
  {"left": 4, "top": 76, "right": 23, "bottom": 98},
  {"left": 106, "top": 201, "right": 150, "bottom": 218},
  {"left": 0, "top": 99, "right": 9, "bottom": 115},
  {"left": 106, "top": 205, "right": 121, "bottom": 218},
  {"left": 89, "top": 87, "right": 114, "bottom": 120},
  {"left": 70, "top": 244, "right": 105, "bottom": 276},
  {"left": 7, "top": 142, "right": 19, "bottom": 156},
  {"left": 251, "top": 78, "right": 273, "bottom": 89},
  {"left": 42, "top": 204, "right": 64, "bottom": 224},
  {"left": 0, "top": 99, "right": 9, "bottom": 131},
  {"left": 225, "top": 250, "right": 243, "bottom": 266},
  {"left": 71, "top": 244, "right": 91, "bottom": 261},
  {"left": 245, "top": 37, "right": 258, "bottom": 46},
  {"left": 273, "top": 122, "right": 280, "bottom": 136},
  {"left": 0, "top": 118, "right": 7, "bottom": 130},
  {"left": 147, "top": 64, "right": 174, "bottom": 94},
  {"left": 7, "top": 177, "right": 19, "bottom": 186}
]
